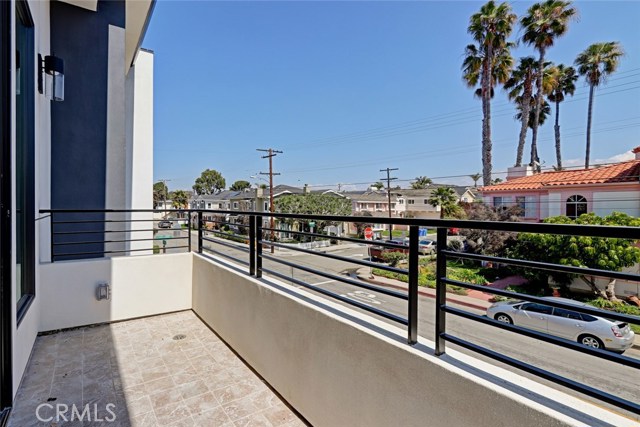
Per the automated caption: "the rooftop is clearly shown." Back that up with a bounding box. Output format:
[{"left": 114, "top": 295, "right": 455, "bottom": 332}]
[{"left": 481, "top": 160, "right": 640, "bottom": 192}]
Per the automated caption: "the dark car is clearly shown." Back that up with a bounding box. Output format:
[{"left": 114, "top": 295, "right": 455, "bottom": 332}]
[{"left": 158, "top": 220, "right": 172, "bottom": 229}]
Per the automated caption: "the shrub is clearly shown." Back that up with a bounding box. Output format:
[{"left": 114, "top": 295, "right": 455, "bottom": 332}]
[
  {"left": 153, "top": 245, "right": 160, "bottom": 254},
  {"left": 381, "top": 252, "right": 407, "bottom": 267}
]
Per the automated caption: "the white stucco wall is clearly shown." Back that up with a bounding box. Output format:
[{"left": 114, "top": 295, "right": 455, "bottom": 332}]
[
  {"left": 192, "top": 254, "right": 634, "bottom": 427},
  {"left": 38, "top": 253, "right": 192, "bottom": 332},
  {"left": 592, "top": 190, "right": 640, "bottom": 217},
  {"left": 548, "top": 193, "right": 561, "bottom": 217}
]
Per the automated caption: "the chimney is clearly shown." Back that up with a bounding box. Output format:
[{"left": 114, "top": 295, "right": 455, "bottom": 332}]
[
  {"left": 633, "top": 146, "right": 640, "bottom": 160},
  {"left": 256, "top": 187, "right": 264, "bottom": 198},
  {"left": 303, "top": 184, "right": 310, "bottom": 194},
  {"left": 506, "top": 165, "right": 534, "bottom": 181}
]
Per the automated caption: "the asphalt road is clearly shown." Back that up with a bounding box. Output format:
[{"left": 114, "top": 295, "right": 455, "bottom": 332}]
[{"left": 158, "top": 228, "right": 640, "bottom": 419}]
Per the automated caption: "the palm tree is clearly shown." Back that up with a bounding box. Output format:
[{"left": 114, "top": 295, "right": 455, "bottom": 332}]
[
  {"left": 575, "top": 42, "right": 624, "bottom": 169},
  {"left": 171, "top": 190, "right": 189, "bottom": 209},
  {"left": 411, "top": 176, "right": 432, "bottom": 189},
  {"left": 462, "top": 1, "right": 516, "bottom": 187},
  {"left": 469, "top": 173, "right": 482, "bottom": 188},
  {"left": 547, "top": 64, "right": 577, "bottom": 170},
  {"left": 428, "top": 187, "right": 459, "bottom": 219},
  {"left": 371, "top": 182, "right": 384, "bottom": 190},
  {"left": 504, "top": 57, "right": 537, "bottom": 167},
  {"left": 521, "top": 0, "right": 576, "bottom": 168}
]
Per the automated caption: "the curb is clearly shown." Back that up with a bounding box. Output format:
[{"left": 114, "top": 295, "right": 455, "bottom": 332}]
[{"left": 356, "top": 275, "right": 490, "bottom": 312}]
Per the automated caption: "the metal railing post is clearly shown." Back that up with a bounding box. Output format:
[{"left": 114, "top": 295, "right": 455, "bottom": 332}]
[
  {"left": 256, "top": 215, "right": 263, "bottom": 278},
  {"left": 187, "top": 210, "right": 192, "bottom": 252},
  {"left": 50, "top": 213, "right": 55, "bottom": 263},
  {"left": 435, "top": 227, "right": 447, "bottom": 355},
  {"left": 249, "top": 215, "right": 256, "bottom": 276},
  {"left": 408, "top": 225, "right": 419, "bottom": 344},
  {"left": 197, "top": 211, "right": 203, "bottom": 254}
]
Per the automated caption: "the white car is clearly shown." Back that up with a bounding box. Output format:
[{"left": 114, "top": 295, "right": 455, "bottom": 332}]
[
  {"left": 418, "top": 239, "right": 436, "bottom": 255},
  {"left": 486, "top": 297, "right": 635, "bottom": 353}
]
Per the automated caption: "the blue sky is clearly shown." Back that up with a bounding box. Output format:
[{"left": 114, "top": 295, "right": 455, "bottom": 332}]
[{"left": 144, "top": 1, "right": 640, "bottom": 191}]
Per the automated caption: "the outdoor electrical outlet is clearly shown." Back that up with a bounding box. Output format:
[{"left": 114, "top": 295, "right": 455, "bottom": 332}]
[{"left": 96, "top": 283, "right": 110, "bottom": 301}]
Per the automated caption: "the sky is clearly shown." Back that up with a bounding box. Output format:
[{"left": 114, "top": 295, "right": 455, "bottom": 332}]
[{"left": 144, "top": 1, "right": 640, "bottom": 192}]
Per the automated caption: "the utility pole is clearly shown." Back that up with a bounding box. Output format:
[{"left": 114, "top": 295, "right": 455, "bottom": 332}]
[
  {"left": 380, "top": 168, "right": 398, "bottom": 240},
  {"left": 257, "top": 148, "right": 282, "bottom": 254},
  {"left": 158, "top": 178, "right": 172, "bottom": 217}
]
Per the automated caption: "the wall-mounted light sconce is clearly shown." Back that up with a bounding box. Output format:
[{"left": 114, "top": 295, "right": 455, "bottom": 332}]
[{"left": 38, "top": 54, "right": 64, "bottom": 101}]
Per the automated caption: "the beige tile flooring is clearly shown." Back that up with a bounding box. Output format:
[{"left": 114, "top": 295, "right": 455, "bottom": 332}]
[{"left": 8, "top": 311, "right": 305, "bottom": 427}]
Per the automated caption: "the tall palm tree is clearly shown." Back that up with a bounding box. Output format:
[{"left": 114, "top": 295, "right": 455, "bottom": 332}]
[
  {"left": 504, "top": 57, "right": 537, "bottom": 167},
  {"left": 428, "top": 187, "right": 460, "bottom": 219},
  {"left": 575, "top": 42, "right": 624, "bottom": 169},
  {"left": 547, "top": 64, "right": 578, "bottom": 170},
  {"left": 521, "top": 0, "right": 576, "bottom": 168},
  {"left": 469, "top": 173, "right": 482, "bottom": 188},
  {"left": 462, "top": 1, "right": 516, "bottom": 187},
  {"left": 411, "top": 176, "right": 432, "bottom": 189}
]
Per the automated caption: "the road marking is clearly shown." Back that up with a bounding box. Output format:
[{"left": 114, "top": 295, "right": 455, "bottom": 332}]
[
  {"left": 348, "top": 254, "right": 364, "bottom": 258},
  {"left": 310, "top": 279, "right": 337, "bottom": 286},
  {"left": 340, "top": 290, "right": 384, "bottom": 306}
]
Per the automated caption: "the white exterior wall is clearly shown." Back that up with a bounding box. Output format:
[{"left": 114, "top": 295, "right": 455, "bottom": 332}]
[
  {"left": 12, "top": 0, "right": 51, "bottom": 397},
  {"left": 592, "top": 190, "right": 640, "bottom": 217},
  {"left": 548, "top": 193, "right": 561, "bottom": 217},
  {"left": 539, "top": 194, "right": 549, "bottom": 219},
  {"left": 125, "top": 49, "right": 154, "bottom": 253},
  {"left": 38, "top": 253, "right": 192, "bottom": 331}
]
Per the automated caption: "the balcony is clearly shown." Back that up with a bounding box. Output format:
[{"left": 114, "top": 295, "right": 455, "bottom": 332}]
[{"left": 6, "top": 209, "right": 640, "bottom": 426}]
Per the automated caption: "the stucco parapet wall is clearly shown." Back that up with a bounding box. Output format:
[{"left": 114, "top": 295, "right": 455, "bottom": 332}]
[{"left": 192, "top": 253, "right": 636, "bottom": 427}]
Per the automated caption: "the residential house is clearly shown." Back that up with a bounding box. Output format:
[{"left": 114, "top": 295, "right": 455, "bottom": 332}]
[{"left": 479, "top": 148, "right": 640, "bottom": 222}]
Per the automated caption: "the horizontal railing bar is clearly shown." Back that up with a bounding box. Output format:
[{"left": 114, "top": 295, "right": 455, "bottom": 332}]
[
  {"left": 201, "top": 236, "right": 251, "bottom": 253},
  {"left": 443, "top": 305, "right": 640, "bottom": 369},
  {"left": 41, "top": 209, "right": 640, "bottom": 239},
  {"left": 53, "top": 236, "right": 188, "bottom": 246},
  {"left": 260, "top": 253, "right": 408, "bottom": 300},
  {"left": 202, "top": 246, "right": 250, "bottom": 266},
  {"left": 442, "top": 333, "right": 640, "bottom": 415},
  {"left": 261, "top": 227, "right": 408, "bottom": 249},
  {"left": 260, "top": 266, "right": 409, "bottom": 325},
  {"left": 53, "top": 219, "right": 157, "bottom": 225},
  {"left": 53, "top": 228, "right": 160, "bottom": 235},
  {"left": 53, "top": 245, "right": 190, "bottom": 259},
  {"left": 442, "top": 278, "right": 640, "bottom": 324},
  {"left": 259, "top": 239, "right": 408, "bottom": 275},
  {"left": 442, "top": 251, "right": 640, "bottom": 283}
]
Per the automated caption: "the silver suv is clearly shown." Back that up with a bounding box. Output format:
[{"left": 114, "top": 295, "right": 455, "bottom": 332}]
[{"left": 486, "top": 297, "right": 635, "bottom": 353}]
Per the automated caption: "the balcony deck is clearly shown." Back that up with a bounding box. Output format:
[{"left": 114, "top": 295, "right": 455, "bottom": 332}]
[{"left": 8, "top": 311, "right": 304, "bottom": 427}]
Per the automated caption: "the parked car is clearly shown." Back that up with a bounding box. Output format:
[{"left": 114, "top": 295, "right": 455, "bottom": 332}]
[
  {"left": 158, "top": 220, "right": 172, "bottom": 229},
  {"left": 486, "top": 297, "right": 635, "bottom": 353},
  {"left": 418, "top": 239, "right": 436, "bottom": 255}
]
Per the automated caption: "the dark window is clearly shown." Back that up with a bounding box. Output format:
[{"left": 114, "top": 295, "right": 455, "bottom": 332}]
[
  {"left": 520, "top": 303, "right": 553, "bottom": 315},
  {"left": 566, "top": 195, "right": 587, "bottom": 219},
  {"left": 581, "top": 314, "right": 598, "bottom": 322},
  {"left": 552, "top": 307, "right": 582, "bottom": 320},
  {"left": 15, "top": 0, "right": 35, "bottom": 323}
]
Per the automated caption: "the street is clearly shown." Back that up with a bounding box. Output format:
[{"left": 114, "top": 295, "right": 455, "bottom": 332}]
[{"left": 158, "top": 227, "right": 640, "bottom": 418}]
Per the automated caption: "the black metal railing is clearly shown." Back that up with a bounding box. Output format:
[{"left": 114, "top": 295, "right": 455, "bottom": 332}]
[{"left": 41, "top": 208, "right": 640, "bottom": 415}]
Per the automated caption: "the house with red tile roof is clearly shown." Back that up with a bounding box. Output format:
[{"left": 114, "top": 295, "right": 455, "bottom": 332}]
[{"left": 479, "top": 147, "right": 640, "bottom": 222}]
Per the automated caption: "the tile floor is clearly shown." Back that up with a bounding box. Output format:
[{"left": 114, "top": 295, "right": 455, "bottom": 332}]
[{"left": 8, "top": 311, "right": 305, "bottom": 427}]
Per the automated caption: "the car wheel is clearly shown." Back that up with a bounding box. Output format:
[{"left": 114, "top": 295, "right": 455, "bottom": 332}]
[
  {"left": 579, "top": 334, "right": 604, "bottom": 349},
  {"left": 494, "top": 313, "right": 513, "bottom": 324}
]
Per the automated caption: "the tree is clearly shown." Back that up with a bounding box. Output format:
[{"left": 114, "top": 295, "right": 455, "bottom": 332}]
[
  {"left": 170, "top": 190, "right": 189, "bottom": 209},
  {"left": 460, "top": 203, "right": 521, "bottom": 255},
  {"left": 469, "top": 173, "right": 482, "bottom": 188},
  {"left": 371, "top": 182, "right": 384, "bottom": 190},
  {"left": 428, "top": 187, "right": 460, "bottom": 219},
  {"left": 508, "top": 213, "right": 640, "bottom": 300},
  {"left": 521, "top": 0, "right": 576, "bottom": 170},
  {"left": 411, "top": 176, "right": 432, "bottom": 189},
  {"left": 575, "top": 42, "right": 624, "bottom": 169},
  {"left": 504, "top": 57, "right": 537, "bottom": 167},
  {"left": 274, "top": 194, "right": 352, "bottom": 232},
  {"left": 547, "top": 64, "right": 578, "bottom": 170},
  {"left": 353, "top": 211, "right": 374, "bottom": 238},
  {"left": 153, "top": 181, "right": 168, "bottom": 206},
  {"left": 491, "top": 177, "right": 503, "bottom": 185},
  {"left": 230, "top": 180, "right": 251, "bottom": 191},
  {"left": 463, "top": 1, "right": 516, "bottom": 187},
  {"left": 193, "top": 169, "right": 226, "bottom": 195}
]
